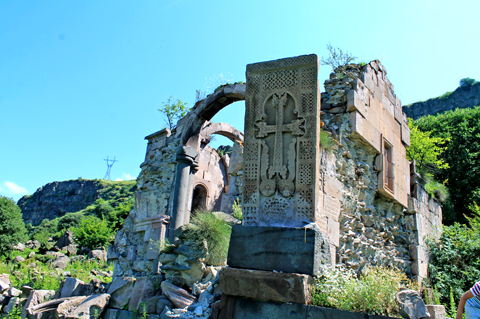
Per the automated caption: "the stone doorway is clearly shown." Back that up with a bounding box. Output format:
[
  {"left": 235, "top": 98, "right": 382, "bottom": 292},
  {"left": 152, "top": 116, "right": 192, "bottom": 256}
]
[{"left": 191, "top": 184, "right": 208, "bottom": 214}]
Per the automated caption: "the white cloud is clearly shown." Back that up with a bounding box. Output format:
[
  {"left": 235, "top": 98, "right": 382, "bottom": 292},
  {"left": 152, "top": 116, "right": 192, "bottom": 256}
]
[
  {"left": 3, "top": 181, "right": 28, "bottom": 194},
  {"left": 115, "top": 173, "right": 136, "bottom": 181}
]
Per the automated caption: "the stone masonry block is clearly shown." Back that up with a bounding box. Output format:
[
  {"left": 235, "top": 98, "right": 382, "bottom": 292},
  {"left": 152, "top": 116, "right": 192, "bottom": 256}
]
[
  {"left": 323, "top": 194, "right": 341, "bottom": 222},
  {"left": 326, "top": 218, "right": 340, "bottom": 247},
  {"left": 394, "top": 105, "right": 403, "bottom": 124},
  {"left": 347, "top": 90, "right": 367, "bottom": 118},
  {"left": 401, "top": 122, "right": 410, "bottom": 146},
  {"left": 324, "top": 176, "right": 343, "bottom": 200},
  {"left": 219, "top": 267, "right": 313, "bottom": 304},
  {"left": 227, "top": 225, "right": 332, "bottom": 275}
]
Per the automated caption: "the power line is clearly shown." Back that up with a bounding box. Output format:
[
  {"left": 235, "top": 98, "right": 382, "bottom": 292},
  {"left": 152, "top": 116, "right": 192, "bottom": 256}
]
[{"left": 103, "top": 156, "right": 118, "bottom": 180}]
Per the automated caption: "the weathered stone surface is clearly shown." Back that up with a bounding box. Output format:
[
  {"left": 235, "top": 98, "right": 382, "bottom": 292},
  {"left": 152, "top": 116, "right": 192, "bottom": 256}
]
[
  {"left": 0, "top": 274, "right": 10, "bottom": 292},
  {"left": 128, "top": 277, "right": 154, "bottom": 312},
  {"left": 220, "top": 267, "right": 313, "bottom": 304},
  {"left": 107, "top": 276, "right": 136, "bottom": 309},
  {"left": 27, "top": 297, "right": 86, "bottom": 318},
  {"left": 426, "top": 305, "right": 446, "bottom": 319},
  {"left": 88, "top": 248, "right": 107, "bottom": 262},
  {"left": 219, "top": 297, "right": 398, "bottom": 319},
  {"left": 58, "top": 278, "right": 84, "bottom": 298},
  {"left": 156, "top": 297, "right": 174, "bottom": 315},
  {"left": 4, "top": 297, "right": 17, "bottom": 314},
  {"left": 227, "top": 225, "right": 331, "bottom": 275},
  {"left": 17, "top": 180, "right": 107, "bottom": 226},
  {"left": 22, "top": 289, "right": 55, "bottom": 319},
  {"left": 25, "top": 240, "right": 41, "bottom": 250},
  {"left": 55, "top": 230, "right": 74, "bottom": 249},
  {"left": 13, "top": 242, "right": 25, "bottom": 252},
  {"left": 243, "top": 54, "right": 321, "bottom": 227},
  {"left": 403, "top": 81, "right": 480, "bottom": 120},
  {"left": 227, "top": 141, "right": 243, "bottom": 176},
  {"left": 8, "top": 287, "right": 21, "bottom": 297},
  {"left": 14, "top": 255, "right": 25, "bottom": 263},
  {"left": 396, "top": 289, "right": 429, "bottom": 319},
  {"left": 161, "top": 282, "right": 196, "bottom": 309},
  {"left": 57, "top": 293, "right": 110, "bottom": 319},
  {"left": 47, "top": 252, "right": 70, "bottom": 269}
]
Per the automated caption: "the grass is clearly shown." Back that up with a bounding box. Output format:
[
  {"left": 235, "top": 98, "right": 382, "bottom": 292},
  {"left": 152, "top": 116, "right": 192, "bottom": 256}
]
[
  {"left": 0, "top": 247, "right": 113, "bottom": 291},
  {"left": 312, "top": 266, "right": 418, "bottom": 317},
  {"left": 184, "top": 209, "right": 232, "bottom": 266}
]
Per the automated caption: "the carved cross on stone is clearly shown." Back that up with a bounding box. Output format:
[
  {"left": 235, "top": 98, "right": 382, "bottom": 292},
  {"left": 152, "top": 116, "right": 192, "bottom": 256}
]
[{"left": 255, "top": 92, "right": 305, "bottom": 197}]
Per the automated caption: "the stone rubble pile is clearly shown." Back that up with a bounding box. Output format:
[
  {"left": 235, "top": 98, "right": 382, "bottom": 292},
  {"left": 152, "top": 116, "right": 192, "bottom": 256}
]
[{"left": 2, "top": 232, "right": 223, "bottom": 318}]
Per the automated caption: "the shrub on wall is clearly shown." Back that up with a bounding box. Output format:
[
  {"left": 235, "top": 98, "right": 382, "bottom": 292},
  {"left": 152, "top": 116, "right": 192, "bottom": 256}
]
[{"left": 185, "top": 210, "right": 231, "bottom": 266}]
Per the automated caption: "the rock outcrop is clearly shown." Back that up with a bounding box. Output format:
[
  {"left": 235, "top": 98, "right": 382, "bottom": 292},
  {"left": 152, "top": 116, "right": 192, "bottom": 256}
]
[
  {"left": 403, "top": 81, "right": 480, "bottom": 120},
  {"left": 17, "top": 179, "right": 136, "bottom": 226}
]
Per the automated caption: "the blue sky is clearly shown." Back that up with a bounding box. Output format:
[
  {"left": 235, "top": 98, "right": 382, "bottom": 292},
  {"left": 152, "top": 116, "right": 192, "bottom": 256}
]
[{"left": 1, "top": 0, "right": 479, "bottom": 202}]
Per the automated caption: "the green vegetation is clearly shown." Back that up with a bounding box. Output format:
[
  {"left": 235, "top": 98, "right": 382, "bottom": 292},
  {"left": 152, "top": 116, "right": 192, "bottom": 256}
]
[
  {"left": 231, "top": 199, "right": 243, "bottom": 222},
  {"left": 459, "top": 77, "right": 477, "bottom": 87},
  {"left": 184, "top": 210, "right": 232, "bottom": 266},
  {"left": 427, "top": 211, "right": 480, "bottom": 317},
  {"left": 406, "top": 119, "right": 450, "bottom": 201},
  {"left": 320, "top": 128, "right": 335, "bottom": 152},
  {"left": 0, "top": 196, "right": 28, "bottom": 255},
  {"left": 312, "top": 266, "right": 417, "bottom": 316},
  {"left": 320, "top": 43, "right": 357, "bottom": 70},
  {"left": 158, "top": 96, "right": 191, "bottom": 130},
  {"left": 25, "top": 180, "right": 135, "bottom": 248},
  {"left": 72, "top": 216, "right": 113, "bottom": 249},
  {"left": 0, "top": 247, "right": 112, "bottom": 291},
  {"left": 414, "top": 106, "right": 480, "bottom": 223}
]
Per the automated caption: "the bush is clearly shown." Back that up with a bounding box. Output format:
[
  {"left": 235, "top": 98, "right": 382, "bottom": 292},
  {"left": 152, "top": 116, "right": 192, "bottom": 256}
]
[
  {"left": 312, "top": 266, "right": 417, "bottom": 317},
  {"left": 415, "top": 106, "right": 480, "bottom": 223},
  {"left": 459, "top": 77, "right": 477, "bottom": 87},
  {"left": 185, "top": 210, "right": 231, "bottom": 266},
  {"left": 231, "top": 199, "right": 243, "bottom": 222},
  {"left": 0, "top": 196, "right": 28, "bottom": 255},
  {"left": 57, "top": 212, "right": 84, "bottom": 232},
  {"left": 31, "top": 218, "right": 60, "bottom": 246},
  {"left": 427, "top": 214, "right": 480, "bottom": 309},
  {"left": 71, "top": 216, "right": 113, "bottom": 249}
]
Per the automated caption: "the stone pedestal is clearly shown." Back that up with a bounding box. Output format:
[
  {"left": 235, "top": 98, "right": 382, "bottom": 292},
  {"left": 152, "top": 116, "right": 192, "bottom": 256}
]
[
  {"left": 219, "top": 267, "right": 313, "bottom": 305},
  {"left": 227, "top": 225, "right": 330, "bottom": 275}
]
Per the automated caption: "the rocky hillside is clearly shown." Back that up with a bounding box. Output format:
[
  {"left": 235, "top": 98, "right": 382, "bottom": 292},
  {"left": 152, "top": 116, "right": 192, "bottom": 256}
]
[
  {"left": 18, "top": 179, "right": 136, "bottom": 226},
  {"left": 403, "top": 81, "right": 480, "bottom": 119}
]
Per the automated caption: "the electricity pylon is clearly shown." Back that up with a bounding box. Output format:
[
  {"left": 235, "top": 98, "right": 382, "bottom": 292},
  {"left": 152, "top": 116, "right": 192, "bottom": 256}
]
[{"left": 103, "top": 156, "right": 118, "bottom": 180}]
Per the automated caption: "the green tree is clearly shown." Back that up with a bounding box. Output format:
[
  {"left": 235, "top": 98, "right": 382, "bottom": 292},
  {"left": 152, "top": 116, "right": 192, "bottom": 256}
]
[
  {"left": 406, "top": 119, "right": 449, "bottom": 171},
  {"left": 415, "top": 106, "right": 480, "bottom": 223},
  {"left": 0, "top": 196, "right": 28, "bottom": 255},
  {"left": 459, "top": 77, "right": 477, "bottom": 87},
  {"left": 320, "top": 43, "right": 357, "bottom": 70},
  {"left": 71, "top": 215, "right": 113, "bottom": 249},
  {"left": 158, "top": 96, "right": 190, "bottom": 130}
]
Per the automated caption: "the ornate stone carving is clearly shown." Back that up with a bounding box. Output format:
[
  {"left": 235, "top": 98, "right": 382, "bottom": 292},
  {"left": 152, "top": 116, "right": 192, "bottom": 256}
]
[{"left": 244, "top": 54, "right": 321, "bottom": 227}]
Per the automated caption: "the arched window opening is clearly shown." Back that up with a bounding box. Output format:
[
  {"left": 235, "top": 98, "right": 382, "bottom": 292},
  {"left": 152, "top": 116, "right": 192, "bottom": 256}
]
[{"left": 191, "top": 184, "right": 208, "bottom": 214}]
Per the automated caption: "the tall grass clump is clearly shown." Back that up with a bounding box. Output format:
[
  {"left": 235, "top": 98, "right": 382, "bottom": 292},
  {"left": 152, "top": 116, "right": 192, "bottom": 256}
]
[
  {"left": 186, "top": 209, "right": 231, "bottom": 266},
  {"left": 312, "top": 266, "right": 417, "bottom": 316}
]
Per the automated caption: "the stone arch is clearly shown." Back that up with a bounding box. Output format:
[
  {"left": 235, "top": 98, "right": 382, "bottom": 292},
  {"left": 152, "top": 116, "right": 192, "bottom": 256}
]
[
  {"left": 181, "top": 83, "right": 246, "bottom": 147},
  {"left": 169, "top": 83, "right": 246, "bottom": 241},
  {"left": 200, "top": 122, "right": 244, "bottom": 144}
]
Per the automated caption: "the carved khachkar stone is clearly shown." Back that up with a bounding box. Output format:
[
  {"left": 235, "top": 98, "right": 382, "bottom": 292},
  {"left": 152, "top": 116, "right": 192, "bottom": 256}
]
[{"left": 243, "top": 54, "right": 321, "bottom": 227}]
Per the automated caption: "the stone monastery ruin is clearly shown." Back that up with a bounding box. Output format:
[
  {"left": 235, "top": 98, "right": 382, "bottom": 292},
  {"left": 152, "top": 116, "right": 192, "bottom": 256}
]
[{"left": 106, "top": 54, "right": 443, "bottom": 316}]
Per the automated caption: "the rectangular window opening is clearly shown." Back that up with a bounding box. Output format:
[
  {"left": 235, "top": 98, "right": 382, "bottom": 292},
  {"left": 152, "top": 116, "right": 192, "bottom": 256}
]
[{"left": 384, "top": 140, "right": 394, "bottom": 193}]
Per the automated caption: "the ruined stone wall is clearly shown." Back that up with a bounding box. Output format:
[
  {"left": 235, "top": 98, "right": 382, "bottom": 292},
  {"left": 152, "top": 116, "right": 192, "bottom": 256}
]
[
  {"left": 110, "top": 119, "right": 230, "bottom": 277},
  {"left": 319, "top": 61, "right": 442, "bottom": 280}
]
